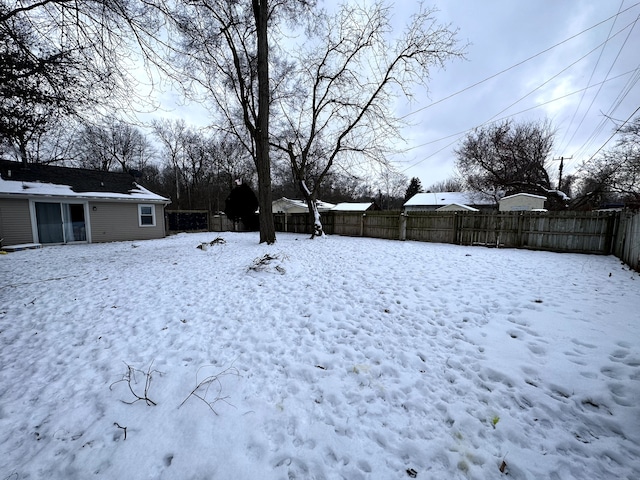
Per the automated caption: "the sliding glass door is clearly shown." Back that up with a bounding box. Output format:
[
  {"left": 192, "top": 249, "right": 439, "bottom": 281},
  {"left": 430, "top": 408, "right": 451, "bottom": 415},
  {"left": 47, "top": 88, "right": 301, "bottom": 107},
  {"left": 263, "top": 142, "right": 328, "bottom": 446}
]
[{"left": 34, "top": 202, "right": 87, "bottom": 244}]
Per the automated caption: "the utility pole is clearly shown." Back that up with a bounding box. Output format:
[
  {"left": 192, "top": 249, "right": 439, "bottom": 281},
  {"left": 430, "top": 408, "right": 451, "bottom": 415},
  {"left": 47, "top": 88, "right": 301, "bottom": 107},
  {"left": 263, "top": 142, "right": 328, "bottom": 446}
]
[{"left": 553, "top": 156, "right": 572, "bottom": 191}]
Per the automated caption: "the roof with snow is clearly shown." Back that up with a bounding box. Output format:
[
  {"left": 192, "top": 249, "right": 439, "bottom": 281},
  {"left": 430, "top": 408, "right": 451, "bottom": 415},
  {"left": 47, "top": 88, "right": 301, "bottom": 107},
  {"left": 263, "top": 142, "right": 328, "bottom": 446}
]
[
  {"left": 0, "top": 160, "right": 169, "bottom": 203},
  {"left": 273, "top": 197, "right": 335, "bottom": 212},
  {"left": 331, "top": 202, "right": 376, "bottom": 212},
  {"left": 404, "top": 192, "right": 496, "bottom": 208}
]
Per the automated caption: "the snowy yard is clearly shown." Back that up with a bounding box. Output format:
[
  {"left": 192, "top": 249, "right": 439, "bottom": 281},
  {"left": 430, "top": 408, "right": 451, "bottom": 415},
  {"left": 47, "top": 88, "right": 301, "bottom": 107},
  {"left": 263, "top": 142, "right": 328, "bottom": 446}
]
[{"left": 1, "top": 232, "right": 639, "bottom": 480}]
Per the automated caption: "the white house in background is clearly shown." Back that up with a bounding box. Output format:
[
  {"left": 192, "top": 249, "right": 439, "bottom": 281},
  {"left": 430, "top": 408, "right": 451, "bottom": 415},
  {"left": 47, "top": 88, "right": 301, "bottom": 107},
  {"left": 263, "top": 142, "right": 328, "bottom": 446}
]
[
  {"left": 331, "top": 202, "right": 379, "bottom": 212},
  {"left": 499, "top": 193, "right": 547, "bottom": 211},
  {"left": 272, "top": 197, "right": 335, "bottom": 214},
  {"left": 436, "top": 203, "right": 479, "bottom": 212},
  {"left": 404, "top": 192, "right": 496, "bottom": 212}
]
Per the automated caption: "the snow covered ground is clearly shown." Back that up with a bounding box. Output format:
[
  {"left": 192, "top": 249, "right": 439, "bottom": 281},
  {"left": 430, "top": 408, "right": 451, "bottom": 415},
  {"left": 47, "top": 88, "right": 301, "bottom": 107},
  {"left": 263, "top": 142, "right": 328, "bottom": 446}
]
[{"left": 1, "top": 232, "right": 639, "bottom": 480}]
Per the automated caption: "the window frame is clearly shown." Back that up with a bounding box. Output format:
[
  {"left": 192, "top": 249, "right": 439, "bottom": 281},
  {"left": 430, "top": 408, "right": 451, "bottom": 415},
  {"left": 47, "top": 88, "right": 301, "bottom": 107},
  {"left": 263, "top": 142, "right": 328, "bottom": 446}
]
[{"left": 138, "top": 204, "right": 156, "bottom": 227}]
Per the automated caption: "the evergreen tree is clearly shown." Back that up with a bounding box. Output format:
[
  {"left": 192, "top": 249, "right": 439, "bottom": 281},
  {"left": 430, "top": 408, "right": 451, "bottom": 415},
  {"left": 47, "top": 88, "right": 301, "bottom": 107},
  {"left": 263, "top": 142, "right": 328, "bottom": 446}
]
[{"left": 404, "top": 177, "right": 423, "bottom": 201}]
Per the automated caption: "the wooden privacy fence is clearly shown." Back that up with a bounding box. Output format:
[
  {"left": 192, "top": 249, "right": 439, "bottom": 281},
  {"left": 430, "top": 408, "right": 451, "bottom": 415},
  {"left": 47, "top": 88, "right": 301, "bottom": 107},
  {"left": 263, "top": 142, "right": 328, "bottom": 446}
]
[
  {"left": 166, "top": 210, "right": 237, "bottom": 232},
  {"left": 406, "top": 211, "right": 620, "bottom": 254},
  {"left": 166, "top": 210, "right": 209, "bottom": 232},
  {"left": 200, "top": 209, "right": 639, "bottom": 271},
  {"left": 273, "top": 210, "right": 640, "bottom": 270},
  {"left": 614, "top": 211, "right": 640, "bottom": 271}
]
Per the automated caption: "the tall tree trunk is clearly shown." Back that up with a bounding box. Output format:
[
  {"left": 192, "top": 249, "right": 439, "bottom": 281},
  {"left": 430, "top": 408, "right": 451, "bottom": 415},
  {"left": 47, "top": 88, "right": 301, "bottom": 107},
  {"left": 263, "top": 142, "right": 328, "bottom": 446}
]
[
  {"left": 18, "top": 136, "right": 28, "bottom": 168},
  {"left": 253, "top": 0, "right": 276, "bottom": 244}
]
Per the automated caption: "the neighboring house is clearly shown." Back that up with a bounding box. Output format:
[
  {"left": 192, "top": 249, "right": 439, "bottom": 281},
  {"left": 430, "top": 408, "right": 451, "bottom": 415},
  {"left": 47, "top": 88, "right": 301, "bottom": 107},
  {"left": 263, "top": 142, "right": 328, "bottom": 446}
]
[
  {"left": 331, "top": 202, "right": 379, "bottom": 212},
  {"left": 404, "top": 192, "right": 496, "bottom": 212},
  {"left": 0, "top": 160, "right": 170, "bottom": 247},
  {"left": 436, "top": 203, "right": 479, "bottom": 212},
  {"left": 499, "top": 193, "right": 547, "bottom": 211},
  {"left": 272, "top": 197, "right": 335, "bottom": 214}
]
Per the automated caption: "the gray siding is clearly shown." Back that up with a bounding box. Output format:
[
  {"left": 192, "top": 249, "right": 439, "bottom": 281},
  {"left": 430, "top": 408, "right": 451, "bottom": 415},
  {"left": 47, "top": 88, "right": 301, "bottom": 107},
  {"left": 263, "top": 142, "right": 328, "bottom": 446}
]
[
  {"left": 0, "top": 198, "right": 33, "bottom": 245},
  {"left": 89, "top": 202, "right": 165, "bottom": 243}
]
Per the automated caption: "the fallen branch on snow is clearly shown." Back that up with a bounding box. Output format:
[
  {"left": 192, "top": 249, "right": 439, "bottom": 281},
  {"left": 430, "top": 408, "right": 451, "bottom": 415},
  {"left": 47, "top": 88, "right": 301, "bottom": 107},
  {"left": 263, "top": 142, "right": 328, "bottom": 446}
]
[
  {"left": 109, "top": 361, "right": 160, "bottom": 406},
  {"left": 179, "top": 363, "right": 240, "bottom": 415}
]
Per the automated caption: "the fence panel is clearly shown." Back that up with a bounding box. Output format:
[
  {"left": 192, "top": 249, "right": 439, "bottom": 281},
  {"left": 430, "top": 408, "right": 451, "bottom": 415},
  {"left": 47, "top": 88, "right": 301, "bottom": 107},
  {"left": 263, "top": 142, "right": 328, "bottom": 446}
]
[
  {"left": 332, "top": 212, "right": 364, "bottom": 236},
  {"left": 457, "top": 212, "right": 508, "bottom": 247},
  {"left": 615, "top": 212, "right": 640, "bottom": 271},
  {"left": 363, "top": 211, "right": 401, "bottom": 240},
  {"left": 406, "top": 213, "right": 456, "bottom": 243},
  {"left": 166, "top": 210, "right": 209, "bottom": 232},
  {"left": 521, "top": 212, "right": 617, "bottom": 254},
  {"left": 210, "top": 214, "right": 235, "bottom": 232},
  {"left": 275, "top": 213, "right": 312, "bottom": 234}
]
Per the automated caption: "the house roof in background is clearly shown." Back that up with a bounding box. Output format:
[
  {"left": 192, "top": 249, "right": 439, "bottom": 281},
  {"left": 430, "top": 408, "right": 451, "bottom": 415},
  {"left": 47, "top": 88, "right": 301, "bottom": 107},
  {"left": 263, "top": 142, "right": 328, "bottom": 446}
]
[
  {"left": 332, "top": 202, "right": 376, "bottom": 212},
  {"left": 500, "top": 193, "right": 547, "bottom": 201},
  {"left": 273, "top": 197, "right": 336, "bottom": 211},
  {"left": 0, "top": 160, "right": 169, "bottom": 203},
  {"left": 404, "top": 192, "right": 496, "bottom": 207}
]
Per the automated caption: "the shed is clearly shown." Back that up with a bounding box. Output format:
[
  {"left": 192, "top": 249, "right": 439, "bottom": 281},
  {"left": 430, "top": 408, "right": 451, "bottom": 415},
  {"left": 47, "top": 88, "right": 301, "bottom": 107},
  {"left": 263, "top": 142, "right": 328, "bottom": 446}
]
[
  {"left": 0, "top": 160, "right": 170, "bottom": 247},
  {"left": 331, "top": 202, "right": 379, "bottom": 212},
  {"left": 499, "top": 193, "right": 547, "bottom": 211},
  {"left": 404, "top": 192, "right": 496, "bottom": 212}
]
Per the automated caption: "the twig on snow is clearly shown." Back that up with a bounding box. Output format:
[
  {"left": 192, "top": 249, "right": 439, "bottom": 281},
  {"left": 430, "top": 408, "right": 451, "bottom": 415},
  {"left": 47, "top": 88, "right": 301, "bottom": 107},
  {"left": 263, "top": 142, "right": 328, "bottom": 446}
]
[
  {"left": 113, "top": 422, "right": 127, "bottom": 440},
  {"left": 179, "top": 363, "right": 241, "bottom": 415},
  {"left": 110, "top": 361, "right": 160, "bottom": 406}
]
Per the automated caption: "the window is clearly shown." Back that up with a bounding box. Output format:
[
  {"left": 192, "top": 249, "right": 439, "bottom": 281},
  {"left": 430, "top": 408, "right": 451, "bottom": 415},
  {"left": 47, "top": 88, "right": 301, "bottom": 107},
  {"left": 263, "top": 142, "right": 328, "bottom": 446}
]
[{"left": 138, "top": 204, "right": 155, "bottom": 227}]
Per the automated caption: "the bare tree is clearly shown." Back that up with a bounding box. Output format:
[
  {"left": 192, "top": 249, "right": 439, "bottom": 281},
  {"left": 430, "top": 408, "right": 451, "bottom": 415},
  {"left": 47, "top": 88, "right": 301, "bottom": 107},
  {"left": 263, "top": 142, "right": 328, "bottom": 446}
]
[
  {"left": 152, "top": 118, "right": 189, "bottom": 205},
  {"left": 153, "top": 119, "right": 256, "bottom": 210},
  {"left": 147, "top": 0, "right": 316, "bottom": 244},
  {"left": 271, "top": 2, "right": 464, "bottom": 236},
  {"left": 573, "top": 115, "right": 640, "bottom": 209},
  {"left": 74, "top": 121, "right": 155, "bottom": 172},
  {"left": 375, "top": 168, "right": 408, "bottom": 210},
  {"left": 0, "top": 10, "right": 72, "bottom": 164},
  {"left": 455, "top": 119, "right": 558, "bottom": 200},
  {"left": 1, "top": 1, "right": 157, "bottom": 165},
  {"left": 426, "top": 176, "right": 465, "bottom": 193}
]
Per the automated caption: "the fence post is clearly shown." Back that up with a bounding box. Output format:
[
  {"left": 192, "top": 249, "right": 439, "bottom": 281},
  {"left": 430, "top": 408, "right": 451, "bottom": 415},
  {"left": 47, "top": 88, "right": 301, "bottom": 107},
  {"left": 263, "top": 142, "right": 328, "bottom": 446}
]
[
  {"left": 605, "top": 212, "right": 618, "bottom": 255},
  {"left": 399, "top": 212, "right": 407, "bottom": 240},
  {"left": 452, "top": 212, "right": 459, "bottom": 244},
  {"left": 361, "top": 214, "right": 366, "bottom": 237},
  {"left": 517, "top": 212, "right": 524, "bottom": 247}
]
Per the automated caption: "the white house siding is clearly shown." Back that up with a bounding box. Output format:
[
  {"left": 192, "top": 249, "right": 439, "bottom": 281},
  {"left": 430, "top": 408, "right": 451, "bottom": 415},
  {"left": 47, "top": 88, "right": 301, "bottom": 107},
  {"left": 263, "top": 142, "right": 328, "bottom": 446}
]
[
  {"left": 0, "top": 198, "right": 33, "bottom": 245},
  {"left": 90, "top": 202, "right": 165, "bottom": 243}
]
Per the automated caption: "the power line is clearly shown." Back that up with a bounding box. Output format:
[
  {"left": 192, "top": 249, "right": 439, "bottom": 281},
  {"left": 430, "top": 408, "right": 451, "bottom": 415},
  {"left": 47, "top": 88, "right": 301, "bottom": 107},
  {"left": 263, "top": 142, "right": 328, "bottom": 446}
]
[
  {"left": 558, "top": 0, "right": 625, "bottom": 151},
  {"left": 484, "top": 18, "right": 637, "bottom": 125},
  {"left": 398, "top": 1, "right": 640, "bottom": 121},
  {"left": 567, "top": 66, "right": 640, "bottom": 168},
  {"left": 575, "top": 104, "right": 640, "bottom": 173},
  {"left": 397, "top": 69, "right": 637, "bottom": 172},
  {"left": 560, "top": 10, "right": 640, "bottom": 160}
]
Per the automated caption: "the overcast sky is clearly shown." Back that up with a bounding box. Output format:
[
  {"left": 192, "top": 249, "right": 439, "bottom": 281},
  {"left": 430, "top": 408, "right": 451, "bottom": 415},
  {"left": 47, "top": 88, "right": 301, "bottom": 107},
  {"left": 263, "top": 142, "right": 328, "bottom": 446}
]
[
  {"left": 391, "top": 0, "right": 640, "bottom": 189},
  {"left": 146, "top": 1, "right": 639, "bottom": 192}
]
